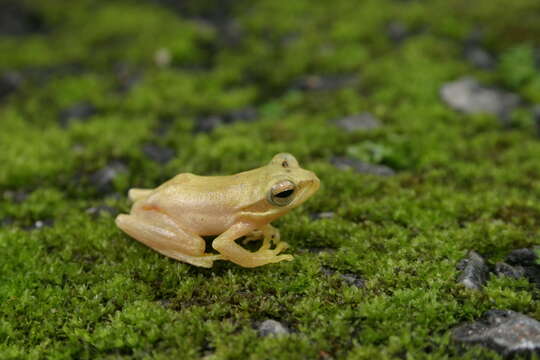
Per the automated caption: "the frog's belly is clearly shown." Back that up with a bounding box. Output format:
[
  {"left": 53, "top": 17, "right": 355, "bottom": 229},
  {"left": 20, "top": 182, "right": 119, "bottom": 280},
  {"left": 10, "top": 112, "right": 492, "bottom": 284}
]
[{"left": 171, "top": 211, "right": 236, "bottom": 236}]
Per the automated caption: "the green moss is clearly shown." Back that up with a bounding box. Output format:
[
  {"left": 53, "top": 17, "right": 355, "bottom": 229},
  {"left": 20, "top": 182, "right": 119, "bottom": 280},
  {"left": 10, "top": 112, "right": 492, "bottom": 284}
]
[{"left": 2, "top": 0, "right": 540, "bottom": 358}]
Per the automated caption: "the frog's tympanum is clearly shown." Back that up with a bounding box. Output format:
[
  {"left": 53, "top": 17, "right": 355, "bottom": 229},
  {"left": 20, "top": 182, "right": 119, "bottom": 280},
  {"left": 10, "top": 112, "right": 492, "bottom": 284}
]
[{"left": 115, "top": 153, "right": 320, "bottom": 268}]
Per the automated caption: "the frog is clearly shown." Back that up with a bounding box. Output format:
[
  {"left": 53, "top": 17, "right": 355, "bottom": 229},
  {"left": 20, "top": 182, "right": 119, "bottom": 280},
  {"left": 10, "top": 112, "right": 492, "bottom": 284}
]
[{"left": 115, "top": 153, "right": 320, "bottom": 268}]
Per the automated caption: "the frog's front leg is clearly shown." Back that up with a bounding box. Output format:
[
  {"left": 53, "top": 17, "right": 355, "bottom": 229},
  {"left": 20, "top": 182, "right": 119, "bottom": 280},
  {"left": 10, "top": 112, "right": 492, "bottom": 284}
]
[
  {"left": 242, "top": 224, "right": 281, "bottom": 251},
  {"left": 213, "top": 223, "right": 293, "bottom": 268}
]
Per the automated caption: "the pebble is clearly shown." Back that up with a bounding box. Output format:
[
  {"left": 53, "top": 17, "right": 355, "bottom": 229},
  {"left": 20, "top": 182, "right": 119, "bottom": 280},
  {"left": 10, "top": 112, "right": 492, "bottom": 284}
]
[
  {"left": 86, "top": 205, "right": 118, "bottom": 218},
  {"left": 24, "top": 219, "right": 54, "bottom": 231},
  {"left": 340, "top": 273, "right": 365, "bottom": 288},
  {"left": 142, "top": 144, "right": 175, "bottom": 164},
  {"left": 310, "top": 212, "right": 335, "bottom": 221},
  {"left": 464, "top": 47, "right": 495, "bottom": 69},
  {"left": 331, "top": 156, "right": 395, "bottom": 176},
  {"left": 89, "top": 161, "right": 127, "bottom": 194},
  {"left": 506, "top": 248, "right": 538, "bottom": 267},
  {"left": 335, "top": 113, "right": 381, "bottom": 132},
  {"left": 494, "top": 262, "right": 525, "bottom": 279},
  {"left": 0, "top": 71, "right": 23, "bottom": 100},
  {"left": 115, "top": 63, "right": 142, "bottom": 93},
  {"left": 457, "top": 251, "right": 489, "bottom": 290},
  {"left": 440, "top": 77, "right": 520, "bottom": 119},
  {"left": 387, "top": 21, "right": 409, "bottom": 43},
  {"left": 194, "top": 108, "right": 258, "bottom": 133},
  {"left": 294, "top": 74, "right": 356, "bottom": 91},
  {"left": 0, "top": 2, "right": 44, "bottom": 36},
  {"left": 322, "top": 267, "right": 364, "bottom": 288},
  {"left": 59, "top": 101, "right": 97, "bottom": 127},
  {"left": 3, "top": 190, "right": 28, "bottom": 203},
  {"left": 258, "top": 319, "right": 290, "bottom": 337},
  {"left": 452, "top": 310, "right": 540, "bottom": 357},
  {"left": 532, "top": 105, "right": 540, "bottom": 137}
]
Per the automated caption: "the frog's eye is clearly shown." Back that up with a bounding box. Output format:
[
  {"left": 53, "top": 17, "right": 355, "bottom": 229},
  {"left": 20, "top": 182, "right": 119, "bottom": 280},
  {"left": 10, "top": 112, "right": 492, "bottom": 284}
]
[{"left": 268, "top": 180, "right": 296, "bottom": 206}]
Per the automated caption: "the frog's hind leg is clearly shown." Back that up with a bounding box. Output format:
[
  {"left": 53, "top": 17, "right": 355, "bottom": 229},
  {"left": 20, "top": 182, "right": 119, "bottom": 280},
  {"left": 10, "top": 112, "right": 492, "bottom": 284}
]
[{"left": 115, "top": 209, "right": 223, "bottom": 268}]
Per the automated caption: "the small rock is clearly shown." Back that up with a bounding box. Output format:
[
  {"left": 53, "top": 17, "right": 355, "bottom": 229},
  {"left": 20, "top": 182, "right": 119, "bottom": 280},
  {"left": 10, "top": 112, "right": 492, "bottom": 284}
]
[
  {"left": 452, "top": 310, "right": 540, "bottom": 357},
  {"left": 0, "top": 2, "right": 44, "bottom": 36},
  {"left": 258, "top": 320, "right": 290, "bottom": 337},
  {"left": 59, "top": 101, "right": 97, "bottom": 127},
  {"left": 142, "top": 144, "right": 175, "bottom": 164},
  {"left": 524, "top": 266, "right": 540, "bottom": 288},
  {"left": 0, "top": 71, "right": 23, "bottom": 100},
  {"left": 225, "top": 107, "right": 258, "bottom": 123},
  {"left": 322, "top": 267, "right": 364, "bottom": 288},
  {"left": 194, "top": 108, "right": 258, "bottom": 133},
  {"left": 194, "top": 115, "right": 223, "bottom": 133},
  {"left": 494, "top": 262, "right": 525, "bottom": 279},
  {"left": 115, "top": 63, "right": 142, "bottom": 93},
  {"left": 532, "top": 105, "right": 540, "bottom": 137},
  {"left": 86, "top": 205, "right": 118, "bottom": 218},
  {"left": 464, "top": 47, "right": 495, "bottom": 69},
  {"left": 440, "top": 77, "right": 520, "bottom": 120},
  {"left": 154, "top": 48, "right": 172, "bottom": 67},
  {"left": 387, "top": 21, "right": 409, "bottom": 43},
  {"left": 3, "top": 190, "right": 28, "bottom": 203},
  {"left": 457, "top": 251, "right": 489, "bottom": 290},
  {"left": 335, "top": 112, "right": 381, "bottom": 132},
  {"left": 331, "top": 156, "right": 395, "bottom": 176},
  {"left": 310, "top": 212, "right": 335, "bottom": 221},
  {"left": 506, "top": 248, "right": 538, "bottom": 267},
  {"left": 1, "top": 217, "right": 14, "bottom": 227},
  {"left": 295, "top": 74, "right": 356, "bottom": 91},
  {"left": 24, "top": 219, "right": 54, "bottom": 231},
  {"left": 89, "top": 161, "right": 128, "bottom": 194},
  {"left": 341, "top": 273, "right": 365, "bottom": 288}
]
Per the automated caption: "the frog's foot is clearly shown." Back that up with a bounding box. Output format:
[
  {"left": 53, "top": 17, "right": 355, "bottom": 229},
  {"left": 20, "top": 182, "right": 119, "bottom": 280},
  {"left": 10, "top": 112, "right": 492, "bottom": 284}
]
[
  {"left": 251, "top": 241, "right": 293, "bottom": 264},
  {"left": 160, "top": 251, "right": 224, "bottom": 268},
  {"left": 242, "top": 225, "right": 281, "bottom": 251}
]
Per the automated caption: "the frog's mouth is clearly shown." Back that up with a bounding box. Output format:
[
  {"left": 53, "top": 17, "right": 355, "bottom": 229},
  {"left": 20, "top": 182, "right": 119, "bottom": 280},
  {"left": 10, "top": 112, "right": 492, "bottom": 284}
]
[{"left": 292, "top": 176, "right": 320, "bottom": 207}]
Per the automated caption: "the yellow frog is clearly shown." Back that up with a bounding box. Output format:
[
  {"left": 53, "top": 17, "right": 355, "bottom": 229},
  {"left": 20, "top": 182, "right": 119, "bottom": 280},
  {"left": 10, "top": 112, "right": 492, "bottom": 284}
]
[{"left": 115, "top": 153, "right": 320, "bottom": 268}]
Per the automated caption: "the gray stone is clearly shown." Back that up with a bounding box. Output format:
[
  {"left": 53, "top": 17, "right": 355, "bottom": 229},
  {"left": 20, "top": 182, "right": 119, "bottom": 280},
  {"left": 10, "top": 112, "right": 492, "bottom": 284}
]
[
  {"left": 24, "top": 219, "right": 54, "bottom": 231},
  {"left": 452, "top": 310, "right": 540, "bottom": 357},
  {"left": 331, "top": 156, "right": 395, "bottom": 176},
  {"left": 295, "top": 74, "right": 356, "bottom": 91},
  {"left": 142, "top": 144, "right": 175, "bottom": 164},
  {"left": 387, "top": 21, "right": 409, "bottom": 43},
  {"left": 89, "top": 161, "right": 127, "bottom": 194},
  {"left": 0, "top": 2, "right": 44, "bottom": 36},
  {"left": 335, "top": 113, "right": 381, "bottom": 132},
  {"left": 59, "top": 101, "right": 97, "bottom": 127},
  {"left": 258, "top": 319, "right": 290, "bottom": 337},
  {"left": 440, "top": 77, "right": 520, "bottom": 119},
  {"left": 494, "top": 262, "right": 525, "bottom": 279},
  {"left": 0, "top": 71, "right": 23, "bottom": 100},
  {"left": 86, "top": 205, "right": 118, "bottom": 218},
  {"left": 465, "top": 47, "right": 495, "bottom": 69},
  {"left": 341, "top": 273, "right": 365, "bottom": 288},
  {"left": 533, "top": 105, "right": 540, "bottom": 137},
  {"left": 310, "top": 212, "right": 335, "bottom": 221},
  {"left": 506, "top": 248, "right": 538, "bottom": 267},
  {"left": 457, "top": 251, "right": 489, "bottom": 290}
]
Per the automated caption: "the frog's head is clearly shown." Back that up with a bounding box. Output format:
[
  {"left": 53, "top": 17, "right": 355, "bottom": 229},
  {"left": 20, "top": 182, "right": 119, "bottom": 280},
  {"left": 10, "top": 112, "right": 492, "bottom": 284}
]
[{"left": 263, "top": 153, "right": 320, "bottom": 214}]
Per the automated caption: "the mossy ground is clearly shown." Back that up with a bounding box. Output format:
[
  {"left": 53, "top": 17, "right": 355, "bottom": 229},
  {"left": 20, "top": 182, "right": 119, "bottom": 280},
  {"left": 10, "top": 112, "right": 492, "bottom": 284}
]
[{"left": 1, "top": 0, "right": 540, "bottom": 359}]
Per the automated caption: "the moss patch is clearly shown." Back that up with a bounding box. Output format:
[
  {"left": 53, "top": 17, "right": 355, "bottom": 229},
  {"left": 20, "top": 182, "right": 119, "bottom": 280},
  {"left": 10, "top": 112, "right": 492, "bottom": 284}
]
[{"left": 1, "top": 0, "right": 540, "bottom": 358}]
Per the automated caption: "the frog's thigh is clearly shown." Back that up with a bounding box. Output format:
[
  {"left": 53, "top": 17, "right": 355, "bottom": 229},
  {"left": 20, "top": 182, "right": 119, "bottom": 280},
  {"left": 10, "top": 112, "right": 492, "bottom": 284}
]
[{"left": 116, "top": 211, "right": 221, "bottom": 268}]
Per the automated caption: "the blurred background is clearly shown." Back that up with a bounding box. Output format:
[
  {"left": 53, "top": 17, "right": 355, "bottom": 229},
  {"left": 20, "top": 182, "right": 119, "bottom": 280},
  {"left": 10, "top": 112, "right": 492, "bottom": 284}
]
[{"left": 2, "top": 0, "right": 540, "bottom": 195}]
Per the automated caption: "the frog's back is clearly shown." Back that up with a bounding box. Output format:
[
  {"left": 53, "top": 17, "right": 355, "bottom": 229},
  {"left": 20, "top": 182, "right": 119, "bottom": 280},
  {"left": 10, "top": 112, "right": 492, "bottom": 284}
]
[{"left": 145, "top": 169, "right": 266, "bottom": 211}]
